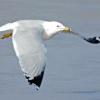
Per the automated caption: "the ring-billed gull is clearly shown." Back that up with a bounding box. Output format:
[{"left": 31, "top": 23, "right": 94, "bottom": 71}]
[{"left": 0, "top": 20, "right": 99, "bottom": 90}]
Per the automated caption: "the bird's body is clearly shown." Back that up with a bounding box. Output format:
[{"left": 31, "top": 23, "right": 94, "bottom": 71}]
[
  {"left": 0, "top": 20, "right": 99, "bottom": 90},
  {"left": 0, "top": 20, "right": 71, "bottom": 89},
  {"left": 12, "top": 20, "right": 46, "bottom": 80}
]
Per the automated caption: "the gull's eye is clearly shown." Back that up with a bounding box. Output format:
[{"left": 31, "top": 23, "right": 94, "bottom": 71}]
[{"left": 57, "top": 25, "right": 60, "bottom": 27}]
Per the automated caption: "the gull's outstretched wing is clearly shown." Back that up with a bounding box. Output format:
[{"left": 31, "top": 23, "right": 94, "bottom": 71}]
[{"left": 12, "top": 24, "right": 46, "bottom": 88}]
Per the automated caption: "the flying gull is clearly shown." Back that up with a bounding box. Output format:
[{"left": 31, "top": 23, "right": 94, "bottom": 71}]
[{"left": 0, "top": 20, "right": 99, "bottom": 90}]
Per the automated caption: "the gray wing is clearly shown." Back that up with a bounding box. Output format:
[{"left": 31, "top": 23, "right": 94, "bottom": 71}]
[{"left": 12, "top": 26, "right": 46, "bottom": 88}]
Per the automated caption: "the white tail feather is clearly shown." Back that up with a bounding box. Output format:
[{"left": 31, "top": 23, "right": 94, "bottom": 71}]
[{"left": 0, "top": 22, "right": 18, "bottom": 32}]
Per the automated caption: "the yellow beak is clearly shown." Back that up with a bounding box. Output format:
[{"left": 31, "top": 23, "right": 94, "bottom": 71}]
[{"left": 63, "top": 27, "right": 72, "bottom": 32}]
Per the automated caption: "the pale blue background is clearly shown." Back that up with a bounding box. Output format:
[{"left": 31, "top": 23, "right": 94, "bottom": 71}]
[{"left": 0, "top": 0, "right": 100, "bottom": 100}]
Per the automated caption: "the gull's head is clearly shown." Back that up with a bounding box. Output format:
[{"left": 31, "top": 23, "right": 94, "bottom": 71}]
[{"left": 42, "top": 21, "right": 71, "bottom": 38}]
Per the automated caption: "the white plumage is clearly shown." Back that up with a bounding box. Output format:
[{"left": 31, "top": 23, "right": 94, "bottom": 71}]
[
  {"left": 0, "top": 20, "right": 99, "bottom": 90},
  {"left": 0, "top": 20, "right": 70, "bottom": 89}
]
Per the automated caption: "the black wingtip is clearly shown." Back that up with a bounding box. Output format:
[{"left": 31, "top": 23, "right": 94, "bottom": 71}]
[
  {"left": 25, "top": 69, "right": 45, "bottom": 88},
  {"left": 29, "top": 70, "right": 44, "bottom": 87}
]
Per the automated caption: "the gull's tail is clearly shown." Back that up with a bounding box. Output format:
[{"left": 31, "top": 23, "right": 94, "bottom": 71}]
[
  {"left": 0, "top": 23, "right": 13, "bottom": 32},
  {"left": 0, "top": 22, "right": 17, "bottom": 39},
  {"left": 0, "top": 22, "right": 18, "bottom": 32}
]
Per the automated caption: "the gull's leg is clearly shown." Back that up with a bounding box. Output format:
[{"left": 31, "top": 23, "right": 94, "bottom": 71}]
[{"left": 0, "top": 32, "right": 12, "bottom": 39}]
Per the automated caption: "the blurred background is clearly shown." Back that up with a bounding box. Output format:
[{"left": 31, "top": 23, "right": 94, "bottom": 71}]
[{"left": 0, "top": 0, "right": 100, "bottom": 100}]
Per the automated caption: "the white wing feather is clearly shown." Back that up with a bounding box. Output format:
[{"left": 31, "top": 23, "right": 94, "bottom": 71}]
[
  {"left": 0, "top": 21, "right": 47, "bottom": 88},
  {"left": 12, "top": 22, "right": 47, "bottom": 87}
]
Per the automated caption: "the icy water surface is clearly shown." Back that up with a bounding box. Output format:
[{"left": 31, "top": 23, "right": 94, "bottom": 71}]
[{"left": 0, "top": 0, "right": 100, "bottom": 100}]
